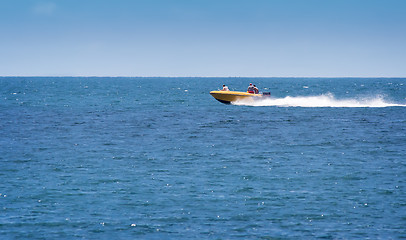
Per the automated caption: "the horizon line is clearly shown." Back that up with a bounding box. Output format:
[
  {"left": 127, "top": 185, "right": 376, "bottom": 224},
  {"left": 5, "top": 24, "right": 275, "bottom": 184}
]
[{"left": 1, "top": 76, "right": 406, "bottom": 79}]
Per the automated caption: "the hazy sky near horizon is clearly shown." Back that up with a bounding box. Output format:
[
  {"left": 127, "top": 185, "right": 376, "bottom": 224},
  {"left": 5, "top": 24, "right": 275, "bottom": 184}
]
[{"left": 1, "top": 0, "right": 405, "bottom": 77}]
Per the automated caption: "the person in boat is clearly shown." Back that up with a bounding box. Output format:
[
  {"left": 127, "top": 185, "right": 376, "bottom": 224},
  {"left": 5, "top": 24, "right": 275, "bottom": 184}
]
[
  {"left": 221, "top": 84, "right": 229, "bottom": 91},
  {"left": 247, "top": 83, "right": 255, "bottom": 94},
  {"left": 253, "top": 85, "right": 259, "bottom": 94}
]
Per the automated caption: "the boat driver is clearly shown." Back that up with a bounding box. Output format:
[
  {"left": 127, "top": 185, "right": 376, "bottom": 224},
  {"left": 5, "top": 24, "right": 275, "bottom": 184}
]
[{"left": 247, "top": 83, "right": 255, "bottom": 94}]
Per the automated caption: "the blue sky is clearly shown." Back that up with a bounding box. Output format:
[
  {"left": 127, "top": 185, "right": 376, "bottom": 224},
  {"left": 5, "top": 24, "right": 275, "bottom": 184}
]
[{"left": 1, "top": 0, "right": 405, "bottom": 77}]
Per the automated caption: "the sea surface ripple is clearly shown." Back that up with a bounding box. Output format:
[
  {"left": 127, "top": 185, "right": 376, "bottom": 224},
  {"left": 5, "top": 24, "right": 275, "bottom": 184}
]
[{"left": 0, "top": 77, "right": 405, "bottom": 239}]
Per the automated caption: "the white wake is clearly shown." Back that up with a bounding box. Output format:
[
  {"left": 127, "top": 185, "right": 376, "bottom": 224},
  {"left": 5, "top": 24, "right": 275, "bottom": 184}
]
[{"left": 233, "top": 93, "right": 406, "bottom": 107}]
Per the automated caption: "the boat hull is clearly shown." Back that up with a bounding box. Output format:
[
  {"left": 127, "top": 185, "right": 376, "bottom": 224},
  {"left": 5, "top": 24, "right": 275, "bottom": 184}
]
[{"left": 210, "top": 91, "right": 269, "bottom": 104}]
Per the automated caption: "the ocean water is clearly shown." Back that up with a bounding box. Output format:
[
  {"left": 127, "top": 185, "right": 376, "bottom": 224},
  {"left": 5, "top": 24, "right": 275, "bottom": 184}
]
[{"left": 0, "top": 77, "right": 405, "bottom": 239}]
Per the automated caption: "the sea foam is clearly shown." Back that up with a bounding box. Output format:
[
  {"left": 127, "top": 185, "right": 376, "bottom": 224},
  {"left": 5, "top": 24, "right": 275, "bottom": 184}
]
[{"left": 233, "top": 93, "right": 406, "bottom": 107}]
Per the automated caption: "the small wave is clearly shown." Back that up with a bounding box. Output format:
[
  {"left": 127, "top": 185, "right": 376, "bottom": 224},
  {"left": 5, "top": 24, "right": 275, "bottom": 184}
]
[{"left": 233, "top": 93, "right": 406, "bottom": 107}]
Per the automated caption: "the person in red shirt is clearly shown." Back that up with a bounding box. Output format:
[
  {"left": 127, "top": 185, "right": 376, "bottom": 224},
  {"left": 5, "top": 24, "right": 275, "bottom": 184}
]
[{"left": 247, "top": 83, "right": 255, "bottom": 93}]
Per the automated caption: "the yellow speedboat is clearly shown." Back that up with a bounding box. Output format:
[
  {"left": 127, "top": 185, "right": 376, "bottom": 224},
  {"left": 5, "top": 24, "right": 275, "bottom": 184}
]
[{"left": 210, "top": 90, "right": 271, "bottom": 104}]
